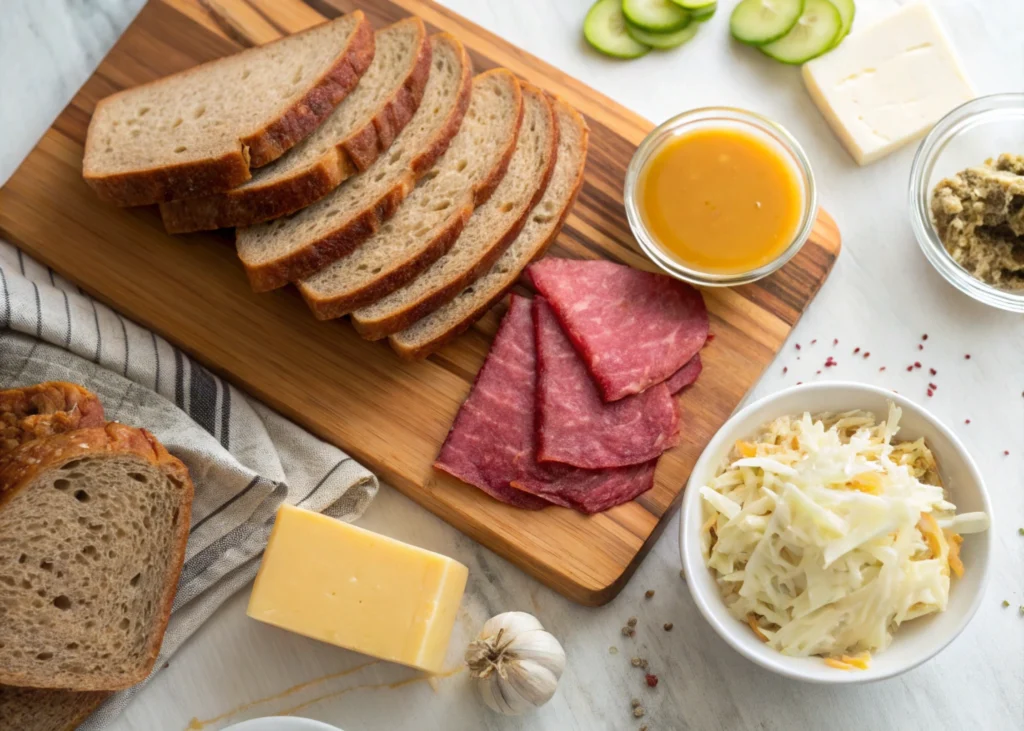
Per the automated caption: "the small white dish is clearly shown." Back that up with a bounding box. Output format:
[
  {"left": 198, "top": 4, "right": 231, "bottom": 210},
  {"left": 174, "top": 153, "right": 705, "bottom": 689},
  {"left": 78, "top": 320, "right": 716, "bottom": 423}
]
[
  {"left": 679, "top": 381, "right": 993, "bottom": 684},
  {"left": 223, "top": 718, "right": 343, "bottom": 731}
]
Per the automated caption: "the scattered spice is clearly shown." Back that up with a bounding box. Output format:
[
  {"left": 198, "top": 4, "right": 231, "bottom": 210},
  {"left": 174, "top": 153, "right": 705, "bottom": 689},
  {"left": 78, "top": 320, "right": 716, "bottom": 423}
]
[
  {"left": 1017, "top": 527, "right": 1024, "bottom": 536},
  {"left": 918, "top": 344, "right": 924, "bottom": 351},
  {"left": 631, "top": 698, "right": 642, "bottom": 709},
  {"left": 863, "top": 352, "right": 870, "bottom": 358},
  {"left": 627, "top": 617, "right": 638, "bottom": 627},
  {"left": 633, "top": 707, "right": 646, "bottom": 719},
  {"left": 833, "top": 338, "right": 839, "bottom": 346},
  {"left": 824, "top": 356, "right": 837, "bottom": 368},
  {"left": 795, "top": 343, "right": 801, "bottom": 350},
  {"left": 929, "top": 383, "right": 938, "bottom": 390},
  {"left": 640, "top": 726, "right": 649, "bottom": 731},
  {"left": 796, "top": 381, "right": 803, "bottom": 385},
  {"left": 783, "top": 366, "right": 788, "bottom": 374},
  {"left": 679, "top": 569, "right": 685, "bottom": 580},
  {"left": 965, "top": 419, "right": 971, "bottom": 424},
  {"left": 906, "top": 366, "right": 913, "bottom": 372},
  {"left": 927, "top": 389, "right": 934, "bottom": 398},
  {"left": 609, "top": 646, "right": 619, "bottom": 655},
  {"left": 644, "top": 589, "right": 655, "bottom": 599},
  {"left": 879, "top": 366, "right": 886, "bottom": 372},
  {"left": 631, "top": 656, "right": 648, "bottom": 668},
  {"left": 914, "top": 362, "right": 922, "bottom": 369},
  {"left": 663, "top": 622, "right": 674, "bottom": 631},
  {"left": 853, "top": 347, "right": 860, "bottom": 354},
  {"left": 1004, "top": 450, "right": 1010, "bottom": 456},
  {"left": 922, "top": 334, "right": 929, "bottom": 341},
  {"left": 645, "top": 673, "right": 659, "bottom": 688},
  {"left": 1003, "top": 600, "right": 1011, "bottom": 608},
  {"left": 930, "top": 368, "right": 937, "bottom": 376},
  {"left": 811, "top": 339, "right": 817, "bottom": 344},
  {"left": 1019, "top": 606, "right": 1024, "bottom": 616},
  {"left": 816, "top": 370, "right": 822, "bottom": 375},
  {"left": 621, "top": 626, "right": 635, "bottom": 638},
  {"left": 965, "top": 354, "right": 971, "bottom": 359}
]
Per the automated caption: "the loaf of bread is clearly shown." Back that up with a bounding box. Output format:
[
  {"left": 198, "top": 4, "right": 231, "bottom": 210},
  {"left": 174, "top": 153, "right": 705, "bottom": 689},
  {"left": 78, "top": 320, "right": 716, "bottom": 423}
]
[
  {"left": 159, "top": 18, "right": 432, "bottom": 233},
  {"left": 0, "top": 423, "right": 193, "bottom": 691},
  {"left": 235, "top": 33, "right": 473, "bottom": 292},
  {"left": 0, "top": 382, "right": 105, "bottom": 453},
  {"left": 351, "top": 83, "right": 558, "bottom": 340},
  {"left": 391, "top": 97, "right": 589, "bottom": 359},
  {"left": 83, "top": 13, "right": 374, "bottom": 206},
  {"left": 297, "top": 69, "right": 524, "bottom": 320}
]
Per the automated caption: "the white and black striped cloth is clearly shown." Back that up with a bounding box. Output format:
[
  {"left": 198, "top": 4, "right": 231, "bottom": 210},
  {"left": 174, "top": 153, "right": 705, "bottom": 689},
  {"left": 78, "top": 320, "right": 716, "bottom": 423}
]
[{"left": 0, "top": 240, "right": 379, "bottom": 727}]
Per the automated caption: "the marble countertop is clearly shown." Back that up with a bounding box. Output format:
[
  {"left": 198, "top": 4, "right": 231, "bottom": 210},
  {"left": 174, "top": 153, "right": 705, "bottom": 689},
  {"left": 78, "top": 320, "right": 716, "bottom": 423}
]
[{"left": 2, "top": 0, "right": 1023, "bottom": 729}]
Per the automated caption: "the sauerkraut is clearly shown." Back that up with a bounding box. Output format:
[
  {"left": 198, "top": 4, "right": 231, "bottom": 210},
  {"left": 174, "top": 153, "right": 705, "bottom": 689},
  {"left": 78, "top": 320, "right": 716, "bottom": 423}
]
[{"left": 699, "top": 404, "right": 988, "bottom": 665}]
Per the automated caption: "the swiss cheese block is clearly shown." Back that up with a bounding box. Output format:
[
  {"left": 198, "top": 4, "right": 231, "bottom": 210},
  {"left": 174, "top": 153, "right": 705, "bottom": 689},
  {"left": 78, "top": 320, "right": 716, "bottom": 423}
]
[
  {"left": 802, "top": 3, "right": 975, "bottom": 165},
  {"left": 247, "top": 504, "right": 468, "bottom": 673}
]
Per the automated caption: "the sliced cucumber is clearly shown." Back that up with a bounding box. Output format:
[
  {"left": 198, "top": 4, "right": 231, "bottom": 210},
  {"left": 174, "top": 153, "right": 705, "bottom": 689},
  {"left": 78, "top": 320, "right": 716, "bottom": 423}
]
[
  {"left": 626, "top": 19, "right": 700, "bottom": 49},
  {"left": 622, "top": 0, "right": 691, "bottom": 32},
  {"left": 584, "top": 0, "right": 651, "bottom": 59},
  {"left": 826, "top": 0, "right": 855, "bottom": 47},
  {"left": 760, "top": 0, "right": 842, "bottom": 63},
  {"left": 670, "top": 0, "right": 716, "bottom": 9},
  {"left": 690, "top": 2, "right": 717, "bottom": 21},
  {"left": 730, "top": 0, "right": 804, "bottom": 46}
]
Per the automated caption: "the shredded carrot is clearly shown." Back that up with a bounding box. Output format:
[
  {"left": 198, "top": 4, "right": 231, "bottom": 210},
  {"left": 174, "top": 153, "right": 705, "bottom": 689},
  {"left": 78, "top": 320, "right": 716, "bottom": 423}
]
[
  {"left": 701, "top": 514, "right": 718, "bottom": 534},
  {"left": 848, "top": 472, "right": 882, "bottom": 494},
  {"left": 746, "top": 614, "right": 769, "bottom": 642},
  {"left": 946, "top": 531, "right": 964, "bottom": 578},
  {"left": 736, "top": 440, "right": 758, "bottom": 458},
  {"left": 839, "top": 653, "right": 871, "bottom": 670},
  {"left": 917, "top": 513, "right": 944, "bottom": 558},
  {"left": 824, "top": 658, "right": 853, "bottom": 670}
]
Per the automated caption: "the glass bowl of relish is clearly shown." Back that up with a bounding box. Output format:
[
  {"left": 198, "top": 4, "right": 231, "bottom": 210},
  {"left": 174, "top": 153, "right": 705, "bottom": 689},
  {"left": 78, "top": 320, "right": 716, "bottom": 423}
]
[{"left": 625, "top": 107, "right": 818, "bottom": 287}]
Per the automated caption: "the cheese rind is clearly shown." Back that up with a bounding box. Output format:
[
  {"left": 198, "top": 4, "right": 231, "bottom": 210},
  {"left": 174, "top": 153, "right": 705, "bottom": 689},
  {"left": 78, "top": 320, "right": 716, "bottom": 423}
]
[
  {"left": 247, "top": 504, "right": 468, "bottom": 673},
  {"left": 802, "top": 3, "right": 975, "bottom": 165}
]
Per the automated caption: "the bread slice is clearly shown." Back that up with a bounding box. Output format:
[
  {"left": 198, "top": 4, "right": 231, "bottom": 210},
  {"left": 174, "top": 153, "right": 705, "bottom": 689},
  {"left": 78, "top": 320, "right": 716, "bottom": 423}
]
[
  {"left": 297, "top": 69, "right": 524, "bottom": 320},
  {"left": 1, "top": 383, "right": 105, "bottom": 453},
  {"left": 83, "top": 13, "right": 375, "bottom": 207},
  {"left": 235, "top": 33, "right": 473, "bottom": 292},
  {"left": 391, "top": 97, "right": 589, "bottom": 359},
  {"left": 159, "top": 19, "right": 432, "bottom": 233},
  {"left": 0, "top": 685, "right": 109, "bottom": 731},
  {"left": 0, "top": 423, "right": 193, "bottom": 691},
  {"left": 351, "top": 84, "right": 558, "bottom": 340}
]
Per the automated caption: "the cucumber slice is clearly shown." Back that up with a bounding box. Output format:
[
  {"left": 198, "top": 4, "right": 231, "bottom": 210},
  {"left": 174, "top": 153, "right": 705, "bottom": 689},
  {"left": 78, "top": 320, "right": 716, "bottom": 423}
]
[
  {"left": 622, "top": 0, "right": 691, "bottom": 32},
  {"left": 690, "top": 2, "right": 717, "bottom": 21},
  {"left": 670, "top": 0, "right": 715, "bottom": 9},
  {"left": 730, "top": 0, "right": 804, "bottom": 46},
  {"left": 584, "top": 0, "right": 651, "bottom": 59},
  {"left": 626, "top": 19, "right": 700, "bottom": 49},
  {"left": 760, "top": 0, "right": 842, "bottom": 63},
  {"left": 826, "top": 0, "right": 855, "bottom": 47}
]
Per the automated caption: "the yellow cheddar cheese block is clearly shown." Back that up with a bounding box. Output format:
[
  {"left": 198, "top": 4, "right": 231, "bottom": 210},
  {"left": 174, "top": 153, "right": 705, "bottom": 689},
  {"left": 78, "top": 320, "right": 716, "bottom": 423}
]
[{"left": 247, "top": 504, "right": 469, "bottom": 673}]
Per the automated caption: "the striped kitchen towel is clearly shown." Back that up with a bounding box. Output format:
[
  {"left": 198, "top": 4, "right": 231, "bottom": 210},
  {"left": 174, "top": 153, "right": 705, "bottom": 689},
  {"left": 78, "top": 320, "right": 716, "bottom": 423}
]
[{"left": 0, "top": 240, "right": 379, "bottom": 727}]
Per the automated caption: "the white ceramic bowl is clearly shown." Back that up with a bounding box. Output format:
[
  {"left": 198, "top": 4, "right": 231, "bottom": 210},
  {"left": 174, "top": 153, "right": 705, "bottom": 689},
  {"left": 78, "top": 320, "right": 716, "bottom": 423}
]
[
  {"left": 679, "top": 382, "right": 993, "bottom": 684},
  {"left": 224, "top": 719, "right": 342, "bottom": 731}
]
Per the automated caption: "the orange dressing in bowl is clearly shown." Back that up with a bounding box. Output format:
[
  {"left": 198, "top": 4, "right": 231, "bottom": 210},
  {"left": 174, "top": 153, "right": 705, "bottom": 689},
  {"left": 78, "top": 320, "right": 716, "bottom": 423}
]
[{"left": 637, "top": 128, "right": 803, "bottom": 274}]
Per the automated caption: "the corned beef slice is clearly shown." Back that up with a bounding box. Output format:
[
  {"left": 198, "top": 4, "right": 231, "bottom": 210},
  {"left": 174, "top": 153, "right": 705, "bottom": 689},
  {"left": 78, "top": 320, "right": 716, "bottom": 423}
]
[
  {"left": 667, "top": 354, "right": 702, "bottom": 394},
  {"left": 534, "top": 297, "right": 679, "bottom": 470},
  {"left": 527, "top": 258, "right": 709, "bottom": 402},
  {"left": 435, "top": 294, "right": 657, "bottom": 513}
]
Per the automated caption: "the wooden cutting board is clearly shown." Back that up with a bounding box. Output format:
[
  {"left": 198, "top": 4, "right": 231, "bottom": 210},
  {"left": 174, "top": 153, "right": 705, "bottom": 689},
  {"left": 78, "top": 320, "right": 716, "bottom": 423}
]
[{"left": 0, "top": 0, "right": 840, "bottom": 605}]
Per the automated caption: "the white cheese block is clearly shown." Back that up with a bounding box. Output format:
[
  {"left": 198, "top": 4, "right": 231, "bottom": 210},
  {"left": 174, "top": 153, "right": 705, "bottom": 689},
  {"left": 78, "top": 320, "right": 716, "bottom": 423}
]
[{"left": 802, "top": 2, "right": 975, "bottom": 165}]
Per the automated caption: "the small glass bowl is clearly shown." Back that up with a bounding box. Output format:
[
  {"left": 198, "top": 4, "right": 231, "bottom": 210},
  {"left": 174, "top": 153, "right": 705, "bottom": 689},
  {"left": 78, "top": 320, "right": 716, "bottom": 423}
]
[
  {"left": 624, "top": 107, "right": 818, "bottom": 287},
  {"left": 908, "top": 93, "right": 1024, "bottom": 313}
]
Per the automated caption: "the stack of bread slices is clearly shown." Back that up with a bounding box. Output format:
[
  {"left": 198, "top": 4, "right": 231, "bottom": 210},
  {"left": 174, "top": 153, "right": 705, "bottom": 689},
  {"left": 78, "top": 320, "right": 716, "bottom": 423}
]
[
  {"left": 0, "top": 383, "right": 194, "bottom": 730},
  {"left": 82, "top": 12, "right": 589, "bottom": 360}
]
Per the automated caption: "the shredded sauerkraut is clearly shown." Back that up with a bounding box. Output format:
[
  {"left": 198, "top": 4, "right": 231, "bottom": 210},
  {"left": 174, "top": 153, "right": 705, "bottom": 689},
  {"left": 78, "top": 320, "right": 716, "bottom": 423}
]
[{"left": 700, "top": 404, "right": 989, "bottom": 665}]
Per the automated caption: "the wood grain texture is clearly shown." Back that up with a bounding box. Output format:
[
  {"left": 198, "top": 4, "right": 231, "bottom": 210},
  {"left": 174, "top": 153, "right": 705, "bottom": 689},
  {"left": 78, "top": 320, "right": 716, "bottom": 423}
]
[{"left": 0, "top": 0, "right": 840, "bottom": 605}]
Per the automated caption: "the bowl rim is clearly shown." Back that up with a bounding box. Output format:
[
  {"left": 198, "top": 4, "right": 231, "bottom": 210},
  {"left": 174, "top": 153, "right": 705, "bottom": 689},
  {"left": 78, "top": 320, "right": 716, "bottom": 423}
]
[
  {"left": 624, "top": 106, "right": 818, "bottom": 288},
  {"left": 679, "top": 380, "right": 994, "bottom": 684},
  {"left": 907, "top": 92, "right": 1024, "bottom": 313}
]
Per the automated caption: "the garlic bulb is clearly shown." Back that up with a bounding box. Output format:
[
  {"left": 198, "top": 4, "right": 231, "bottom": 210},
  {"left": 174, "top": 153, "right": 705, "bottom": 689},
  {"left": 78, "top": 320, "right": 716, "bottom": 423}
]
[{"left": 465, "top": 611, "right": 566, "bottom": 716}]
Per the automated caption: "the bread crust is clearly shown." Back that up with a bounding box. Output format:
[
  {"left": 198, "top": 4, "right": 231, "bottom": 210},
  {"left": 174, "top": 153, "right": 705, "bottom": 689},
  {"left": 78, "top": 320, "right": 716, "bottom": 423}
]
[
  {"left": 159, "top": 19, "right": 433, "bottom": 233},
  {"left": 299, "top": 69, "right": 524, "bottom": 320},
  {"left": 83, "top": 13, "right": 375, "bottom": 207},
  {"left": 238, "top": 34, "right": 474, "bottom": 292},
  {"left": 353, "top": 86, "right": 559, "bottom": 340},
  {"left": 0, "top": 685, "right": 110, "bottom": 731},
  {"left": 390, "top": 96, "right": 589, "bottom": 360},
  {"left": 0, "top": 423, "right": 194, "bottom": 691},
  {"left": 0, "top": 382, "right": 105, "bottom": 453}
]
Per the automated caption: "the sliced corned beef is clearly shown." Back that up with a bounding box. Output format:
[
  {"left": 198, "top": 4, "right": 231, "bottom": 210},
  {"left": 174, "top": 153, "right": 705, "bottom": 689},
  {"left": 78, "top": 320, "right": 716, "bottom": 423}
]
[
  {"left": 667, "top": 354, "right": 703, "bottom": 394},
  {"left": 534, "top": 297, "right": 679, "bottom": 469},
  {"left": 435, "top": 294, "right": 657, "bottom": 513},
  {"left": 433, "top": 296, "right": 551, "bottom": 510},
  {"left": 528, "top": 258, "right": 709, "bottom": 402}
]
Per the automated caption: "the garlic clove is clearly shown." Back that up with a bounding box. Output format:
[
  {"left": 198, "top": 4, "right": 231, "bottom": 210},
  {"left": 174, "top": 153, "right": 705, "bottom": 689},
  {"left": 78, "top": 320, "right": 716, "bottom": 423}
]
[
  {"left": 503, "top": 659, "right": 560, "bottom": 711},
  {"left": 507, "top": 630, "right": 566, "bottom": 676},
  {"left": 479, "top": 611, "right": 544, "bottom": 642}
]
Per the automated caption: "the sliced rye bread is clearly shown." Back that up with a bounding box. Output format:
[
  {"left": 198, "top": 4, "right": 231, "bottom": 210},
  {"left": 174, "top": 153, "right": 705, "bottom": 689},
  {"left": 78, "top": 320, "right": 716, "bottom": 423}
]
[
  {"left": 159, "top": 18, "right": 432, "bottom": 233},
  {"left": 297, "top": 69, "right": 524, "bottom": 320},
  {"left": 391, "top": 97, "right": 589, "bottom": 359},
  {"left": 0, "top": 423, "right": 193, "bottom": 691},
  {"left": 351, "top": 84, "right": 558, "bottom": 340},
  {"left": 83, "top": 13, "right": 374, "bottom": 207},
  {"left": 0, "top": 685, "right": 109, "bottom": 731},
  {"left": 235, "top": 33, "right": 473, "bottom": 292},
  {"left": 1, "top": 383, "right": 105, "bottom": 453}
]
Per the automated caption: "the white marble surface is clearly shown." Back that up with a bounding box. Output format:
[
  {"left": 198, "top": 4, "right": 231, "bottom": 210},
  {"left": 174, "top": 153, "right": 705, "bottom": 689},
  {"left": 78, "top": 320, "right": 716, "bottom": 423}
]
[{"left": 2, "top": 1, "right": 1024, "bottom": 729}]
